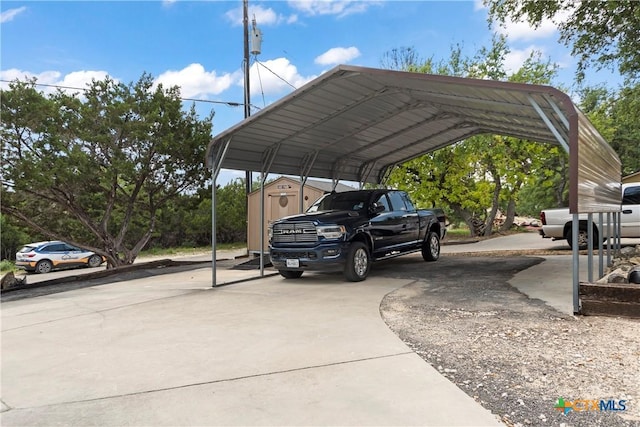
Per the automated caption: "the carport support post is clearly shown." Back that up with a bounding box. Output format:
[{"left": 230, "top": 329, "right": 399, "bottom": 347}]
[
  {"left": 572, "top": 214, "right": 580, "bottom": 314},
  {"left": 606, "top": 213, "right": 612, "bottom": 266},
  {"left": 587, "top": 213, "right": 593, "bottom": 283},
  {"left": 212, "top": 171, "right": 217, "bottom": 286},
  {"left": 259, "top": 144, "right": 280, "bottom": 277},
  {"left": 613, "top": 213, "right": 617, "bottom": 254},
  {"left": 616, "top": 212, "right": 622, "bottom": 254},
  {"left": 208, "top": 138, "right": 231, "bottom": 287},
  {"left": 260, "top": 172, "right": 266, "bottom": 277},
  {"left": 598, "top": 213, "right": 604, "bottom": 278}
]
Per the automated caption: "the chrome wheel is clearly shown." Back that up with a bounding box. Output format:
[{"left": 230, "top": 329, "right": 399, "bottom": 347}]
[
  {"left": 422, "top": 231, "right": 440, "bottom": 261},
  {"left": 344, "top": 241, "right": 370, "bottom": 281},
  {"left": 353, "top": 247, "right": 369, "bottom": 278}
]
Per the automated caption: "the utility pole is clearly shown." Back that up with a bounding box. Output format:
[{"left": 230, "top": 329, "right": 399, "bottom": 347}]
[{"left": 243, "top": 0, "right": 251, "bottom": 196}]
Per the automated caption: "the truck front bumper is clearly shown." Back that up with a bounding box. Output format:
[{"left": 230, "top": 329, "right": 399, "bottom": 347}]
[{"left": 270, "top": 242, "right": 351, "bottom": 272}]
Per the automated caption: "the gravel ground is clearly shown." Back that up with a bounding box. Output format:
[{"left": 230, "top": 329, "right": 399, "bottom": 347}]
[{"left": 377, "top": 254, "right": 640, "bottom": 427}]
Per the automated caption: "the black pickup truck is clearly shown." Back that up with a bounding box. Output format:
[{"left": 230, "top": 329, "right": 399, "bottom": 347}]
[{"left": 268, "top": 189, "right": 446, "bottom": 281}]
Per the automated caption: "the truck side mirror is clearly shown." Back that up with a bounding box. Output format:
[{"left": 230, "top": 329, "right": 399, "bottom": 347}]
[{"left": 371, "top": 202, "right": 385, "bottom": 214}]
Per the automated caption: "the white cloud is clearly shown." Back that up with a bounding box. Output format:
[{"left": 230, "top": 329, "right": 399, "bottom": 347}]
[
  {"left": 315, "top": 46, "right": 360, "bottom": 66},
  {"left": 59, "top": 70, "right": 111, "bottom": 89},
  {"left": 491, "top": 7, "right": 572, "bottom": 42},
  {"left": 0, "top": 6, "right": 26, "bottom": 23},
  {"left": 504, "top": 46, "right": 540, "bottom": 74},
  {"left": 288, "top": 0, "right": 379, "bottom": 17},
  {"left": 155, "top": 63, "right": 238, "bottom": 98},
  {"left": 495, "top": 18, "right": 557, "bottom": 42},
  {"left": 225, "top": 4, "right": 295, "bottom": 27},
  {"left": 0, "top": 68, "right": 110, "bottom": 94},
  {"left": 247, "top": 58, "right": 316, "bottom": 96},
  {"left": 473, "top": 0, "right": 486, "bottom": 12}
]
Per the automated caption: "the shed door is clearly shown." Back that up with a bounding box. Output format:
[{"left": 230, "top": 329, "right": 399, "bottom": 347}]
[{"left": 269, "top": 192, "right": 298, "bottom": 220}]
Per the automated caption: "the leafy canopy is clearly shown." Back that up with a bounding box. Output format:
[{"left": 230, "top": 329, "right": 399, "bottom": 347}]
[
  {"left": 484, "top": 0, "right": 640, "bottom": 82},
  {"left": 1, "top": 74, "right": 214, "bottom": 267}
]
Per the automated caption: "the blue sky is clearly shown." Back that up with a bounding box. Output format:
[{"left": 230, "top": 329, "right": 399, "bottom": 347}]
[{"left": 0, "top": 1, "right": 621, "bottom": 184}]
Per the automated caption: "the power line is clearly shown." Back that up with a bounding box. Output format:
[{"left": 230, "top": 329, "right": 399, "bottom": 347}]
[
  {"left": 0, "top": 79, "right": 250, "bottom": 108},
  {"left": 255, "top": 59, "right": 297, "bottom": 90}
]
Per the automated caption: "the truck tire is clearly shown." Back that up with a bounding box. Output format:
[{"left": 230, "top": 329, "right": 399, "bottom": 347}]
[
  {"left": 422, "top": 231, "right": 440, "bottom": 261},
  {"left": 279, "top": 270, "right": 303, "bottom": 279},
  {"left": 566, "top": 227, "right": 595, "bottom": 250},
  {"left": 344, "top": 241, "right": 370, "bottom": 282}
]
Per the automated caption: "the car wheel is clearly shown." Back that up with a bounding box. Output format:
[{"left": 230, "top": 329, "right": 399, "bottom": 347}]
[
  {"left": 567, "top": 227, "right": 594, "bottom": 250},
  {"left": 344, "top": 241, "right": 370, "bottom": 282},
  {"left": 88, "top": 255, "right": 103, "bottom": 268},
  {"left": 279, "top": 270, "right": 303, "bottom": 279},
  {"left": 422, "top": 231, "right": 440, "bottom": 261},
  {"left": 35, "top": 260, "right": 53, "bottom": 274}
]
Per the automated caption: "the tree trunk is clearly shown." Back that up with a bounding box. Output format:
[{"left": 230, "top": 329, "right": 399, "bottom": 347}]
[
  {"left": 500, "top": 197, "right": 517, "bottom": 232},
  {"left": 450, "top": 203, "right": 479, "bottom": 237},
  {"left": 484, "top": 174, "right": 502, "bottom": 237}
]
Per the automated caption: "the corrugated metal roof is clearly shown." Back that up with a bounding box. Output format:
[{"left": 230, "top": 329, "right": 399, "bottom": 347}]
[{"left": 207, "top": 64, "right": 620, "bottom": 213}]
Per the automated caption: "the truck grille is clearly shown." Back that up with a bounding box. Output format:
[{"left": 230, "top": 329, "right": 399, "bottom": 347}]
[{"left": 272, "top": 221, "right": 318, "bottom": 243}]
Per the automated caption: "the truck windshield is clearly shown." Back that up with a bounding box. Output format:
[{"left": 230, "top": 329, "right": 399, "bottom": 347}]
[{"left": 308, "top": 193, "right": 369, "bottom": 212}]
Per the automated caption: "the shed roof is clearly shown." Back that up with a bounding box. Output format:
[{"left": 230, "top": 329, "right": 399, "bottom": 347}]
[
  {"left": 207, "top": 65, "right": 620, "bottom": 213},
  {"left": 248, "top": 176, "right": 355, "bottom": 195}
]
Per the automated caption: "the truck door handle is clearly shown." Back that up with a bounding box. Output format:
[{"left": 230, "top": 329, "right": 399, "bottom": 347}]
[{"left": 622, "top": 209, "right": 632, "bottom": 214}]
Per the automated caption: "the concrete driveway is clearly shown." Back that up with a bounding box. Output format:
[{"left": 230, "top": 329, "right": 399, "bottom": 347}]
[{"left": 1, "top": 268, "right": 502, "bottom": 426}]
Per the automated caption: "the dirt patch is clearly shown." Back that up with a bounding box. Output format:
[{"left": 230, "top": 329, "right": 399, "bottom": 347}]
[{"left": 378, "top": 256, "right": 640, "bottom": 427}]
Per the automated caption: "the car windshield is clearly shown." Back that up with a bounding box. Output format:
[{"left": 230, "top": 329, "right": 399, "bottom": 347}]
[
  {"left": 18, "top": 245, "right": 37, "bottom": 253},
  {"left": 308, "top": 193, "right": 369, "bottom": 212}
]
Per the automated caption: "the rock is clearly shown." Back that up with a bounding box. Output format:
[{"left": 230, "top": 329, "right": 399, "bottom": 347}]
[
  {"left": 607, "top": 271, "right": 628, "bottom": 283},
  {"left": 620, "top": 246, "right": 636, "bottom": 256},
  {"left": 1, "top": 272, "right": 27, "bottom": 290}
]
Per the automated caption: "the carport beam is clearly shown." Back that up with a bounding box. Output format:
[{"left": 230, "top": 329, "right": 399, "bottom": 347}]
[
  {"left": 528, "top": 97, "right": 569, "bottom": 153},
  {"left": 299, "top": 151, "right": 319, "bottom": 212}
]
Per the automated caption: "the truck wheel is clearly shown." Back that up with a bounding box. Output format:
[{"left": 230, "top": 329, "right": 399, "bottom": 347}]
[
  {"left": 344, "top": 242, "right": 370, "bottom": 282},
  {"left": 566, "top": 227, "right": 595, "bottom": 250},
  {"left": 279, "top": 270, "right": 303, "bottom": 279},
  {"left": 422, "top": 231, "right": 440, "bottom": 261}
]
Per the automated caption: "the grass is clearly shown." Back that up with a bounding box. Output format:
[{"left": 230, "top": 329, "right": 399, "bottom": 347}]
[
  {"left": 445, "top": 228, "right": 473, "bottom": 239},
  {"left": 0, "top": 259, "right": 17, "bottom": 274},
  {"left": 139, "top": 243, "right": 246, "bottom": 258}
]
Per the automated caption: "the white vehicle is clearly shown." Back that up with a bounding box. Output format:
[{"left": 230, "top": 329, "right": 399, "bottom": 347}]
[
  {"left": 539, "top": 183, "right": 640, "bottom": 249},
  {"left": 15, "top": 241, "right": 105, "bottom": 274}
]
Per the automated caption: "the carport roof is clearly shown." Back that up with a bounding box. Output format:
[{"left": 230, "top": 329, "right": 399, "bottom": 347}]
[{"left": 206, "top": 64, "right": 621, "bottom": 213}]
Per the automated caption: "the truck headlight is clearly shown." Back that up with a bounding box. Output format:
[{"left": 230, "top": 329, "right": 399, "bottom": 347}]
[
  {"left": 317, "top": 225, "right": 346, "bottom": 239},
  {"left": 268, "top": 225, "right": 273, "bottom": 240}
]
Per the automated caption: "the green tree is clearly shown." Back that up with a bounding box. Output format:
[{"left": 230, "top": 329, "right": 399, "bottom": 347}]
[
  {"left": 484, "top": 0, "right": 640, "bottom": 82},
  {"left": 1, "top": 75, "right": 214, "bottom": 267},
  {"left": 215, "top": 179, "right": 248, "bottom": 243},
  {"left": 0, "top": 214, "right": 34, "bottom": 261},
  {"left": 385, "top": 36, "right": 564, "bottom": 236},
  {"left": 577, "top": 84, "right": 640, "bottom": 176}
]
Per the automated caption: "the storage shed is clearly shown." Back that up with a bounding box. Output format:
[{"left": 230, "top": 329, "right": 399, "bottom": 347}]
[{"left": 247, "top": 176, "right": 355, "bottom": 253}]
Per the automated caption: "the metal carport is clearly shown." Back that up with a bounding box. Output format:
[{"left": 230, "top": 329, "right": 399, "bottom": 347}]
[{"left": 206, "top": 64, "right": 622, "bottom": 314}]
